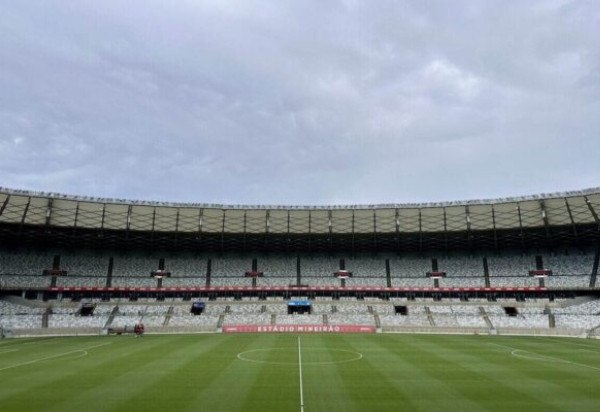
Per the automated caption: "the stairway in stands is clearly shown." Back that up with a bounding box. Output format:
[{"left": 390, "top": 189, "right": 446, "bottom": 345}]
[
  {"left": 373, "top": 313, "right": 381, "bottom": 330},
  {"left": 589, "top": 248, "right": 599, "bottom": 287},
  {"left": 424, "top": 307, "right": 435, "bottom": 326},
  {"left": 217, "top": 314, "right": 225, "bottom": 329},
  {"left": 483, "top": 257, "right": 491, "bottom": 288},
  {"left": 163, "top": 306, "right": 174, "bottom": 327},
  {"left": 479, "top": 307, "right": 494, "bottom": 330},
  {"left": 42, "top": 308, "right": 50, "bottom": 328},
  {"left": 103, "top": 306, "right": 119, "bottom": 329}
]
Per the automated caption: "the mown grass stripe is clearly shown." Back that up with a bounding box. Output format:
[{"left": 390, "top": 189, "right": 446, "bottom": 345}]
[
  {"left": 361, "top": 334, "right": 497, "bottom": 412},
  {"left": 241, "top": 335, "right": 299, "bottom": 411},
  {"left": 335, "top": 334, "right": 418, "bottom": 412}
]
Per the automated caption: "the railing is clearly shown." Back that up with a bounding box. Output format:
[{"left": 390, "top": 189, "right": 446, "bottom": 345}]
[{"left": 3, "top": 186, "right": 599, "bottom": 210}]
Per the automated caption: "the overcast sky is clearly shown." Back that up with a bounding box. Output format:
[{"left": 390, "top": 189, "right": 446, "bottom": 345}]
[{"left": 0, "top": 1, "right": 598, "bottom": 206}]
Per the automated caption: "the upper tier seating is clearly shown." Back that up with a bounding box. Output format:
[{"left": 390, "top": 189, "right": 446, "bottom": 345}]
[
  {"left": 0, "top": 250, "right": 596, "bottom": 289},
  {"left": 211, "top": 257, "right": 251, "bottom": 276},
  {"left": 301, "top": 256, "right": 338, "bottom": 277},
  {"left": 258, "top": 256, "right": 296, "bottom": 276}
]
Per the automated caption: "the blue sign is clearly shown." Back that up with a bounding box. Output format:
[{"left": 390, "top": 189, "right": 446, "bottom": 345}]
[{"left": 288, "top": 300, "right": 311, "bottom": 306}]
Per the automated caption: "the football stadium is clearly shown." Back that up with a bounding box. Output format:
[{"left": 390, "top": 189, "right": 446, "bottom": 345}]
[
  {"left": 1, "top": 186, "right": 600, "bottom": 411},
  {"left": 2, "top": 1, "right": 600, "bottom": 411}
]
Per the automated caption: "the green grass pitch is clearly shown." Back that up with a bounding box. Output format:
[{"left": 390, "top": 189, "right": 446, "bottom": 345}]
[{"left": 1, "top": 333, "right": 599, "bottom": 411}]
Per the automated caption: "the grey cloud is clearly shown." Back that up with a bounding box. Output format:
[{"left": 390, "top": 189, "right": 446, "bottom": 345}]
[{"left": 0, "top": 1, "right": 598, "bottom": 205}]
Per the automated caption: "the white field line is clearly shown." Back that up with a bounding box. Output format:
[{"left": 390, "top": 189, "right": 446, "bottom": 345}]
[
  {"left": 236, "top": 347, "right": 362, "bottom": 366},
  {"left": 0, "top": 342, "right": 112, "bottom": 372},
  {"left": 489, "top": 342, "right": 600, "bottom": 372},
  {"left": 0, "top": 349, "right": 19, "bottom": 355},
  {"left": 298, "top": 336, "right": 305, "bottom": 412}
]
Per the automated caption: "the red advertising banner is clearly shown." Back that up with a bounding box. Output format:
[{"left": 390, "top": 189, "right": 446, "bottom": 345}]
[
  {"left": 222, "top": 324, "right": 376, "bottom": 333},
  {"left": 46, "top": 286, "right": 547, "bottom": 293}
]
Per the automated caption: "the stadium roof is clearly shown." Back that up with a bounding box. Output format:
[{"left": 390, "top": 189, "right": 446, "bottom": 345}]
[{"left": 1, "top": 187, "right": 599, "bottom": 251}]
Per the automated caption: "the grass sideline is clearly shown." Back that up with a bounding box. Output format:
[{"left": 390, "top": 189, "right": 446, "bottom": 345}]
[{"left": 0, "top": 333, "right": 599, "bottom": 411}]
